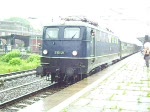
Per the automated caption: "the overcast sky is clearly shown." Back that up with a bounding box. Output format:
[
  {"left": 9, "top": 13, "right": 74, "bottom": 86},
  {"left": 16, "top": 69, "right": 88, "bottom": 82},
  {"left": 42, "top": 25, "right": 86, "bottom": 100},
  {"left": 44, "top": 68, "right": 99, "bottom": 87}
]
[{"left": 1, "top": 0, "right": 150, "bottom": 45}]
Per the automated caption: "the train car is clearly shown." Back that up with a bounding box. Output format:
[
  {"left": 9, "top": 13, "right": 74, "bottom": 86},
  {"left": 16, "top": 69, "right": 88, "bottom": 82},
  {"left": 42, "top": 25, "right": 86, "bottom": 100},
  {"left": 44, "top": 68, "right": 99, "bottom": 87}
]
[
  {"left": 37, "top": 17, "right": 121, "bottom": 83},
  {"left": 120, "top": 40, "right": 140, "bottom": 59},
  {"left": 37, "top": 17, "right": 140, "bottom": 84}
]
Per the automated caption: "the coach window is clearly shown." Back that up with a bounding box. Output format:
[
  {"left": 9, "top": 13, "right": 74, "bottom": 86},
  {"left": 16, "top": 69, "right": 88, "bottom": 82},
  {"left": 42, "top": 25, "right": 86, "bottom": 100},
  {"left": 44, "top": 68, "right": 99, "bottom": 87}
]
[
  {"left": 46, "top": 28, "right": 59, "bottom": 39},
  {"left": 64, "top": 28, "right": 80, "bottom": 39}
]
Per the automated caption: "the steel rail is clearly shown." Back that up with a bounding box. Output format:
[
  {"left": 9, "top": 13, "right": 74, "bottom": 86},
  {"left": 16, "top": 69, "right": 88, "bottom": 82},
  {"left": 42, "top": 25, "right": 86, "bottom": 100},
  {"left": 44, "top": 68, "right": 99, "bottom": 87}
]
[{"left": 0, "top": 78, "right": 56, "bottom": 107}]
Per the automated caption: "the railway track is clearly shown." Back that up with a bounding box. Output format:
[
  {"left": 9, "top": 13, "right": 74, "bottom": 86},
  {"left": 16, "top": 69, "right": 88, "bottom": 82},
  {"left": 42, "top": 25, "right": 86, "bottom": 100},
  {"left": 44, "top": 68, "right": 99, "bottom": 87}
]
[
  {"left": 0, "top": 70, "right": 68, "bottom": 112},
  {"left": 0, "top": 63, "right": 110, "bottom": 112},
  {"left": 0, "top": 82, "right": 63, "bottom": 112},
  {"left": 0, "top": 70, "right": 36, "bottom": 85}
]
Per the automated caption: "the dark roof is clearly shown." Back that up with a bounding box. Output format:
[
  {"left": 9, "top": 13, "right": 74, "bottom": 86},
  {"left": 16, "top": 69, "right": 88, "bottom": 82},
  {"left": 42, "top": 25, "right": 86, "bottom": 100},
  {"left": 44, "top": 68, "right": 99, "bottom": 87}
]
[{"left": 137, "top": 35, "right": 150, "bottom": 44}]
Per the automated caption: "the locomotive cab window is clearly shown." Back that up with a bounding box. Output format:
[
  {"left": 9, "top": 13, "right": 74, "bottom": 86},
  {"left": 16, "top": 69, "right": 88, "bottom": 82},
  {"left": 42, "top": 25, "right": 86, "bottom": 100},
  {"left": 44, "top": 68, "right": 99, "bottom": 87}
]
[
  {"left": 64, "top": 28, "right": 80, "bottom": 39},
  {"left": 46, "top": 28, "right": 59, "bottom": 39}
]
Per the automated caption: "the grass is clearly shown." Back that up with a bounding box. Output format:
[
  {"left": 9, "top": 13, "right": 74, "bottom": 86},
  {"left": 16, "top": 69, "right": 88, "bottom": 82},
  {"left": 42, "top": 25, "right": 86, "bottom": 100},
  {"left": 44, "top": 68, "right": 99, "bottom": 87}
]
[
  {"left": 127, "top": 82, "right": 131, "bottom": 86},
  {"left": 147, "top": 93, "right": 150, "bottom": 97},
  {"left": 117, "top": 85, "right": 121, "bottom": 90},
  {"left": 111, "top": 105, "right": 118, "bottom": 109},
  {"left": 110, "top": 105, "right": 123, "bottom": 111},
  {"left": 123, "top": 90, "right": 127, "bottom": 95},
  {"left": 0, "top": 53, "right": 40, "bottom": 74},
  {"left": 137, "top": 97, "right": 141, "bottom": 103},
  {"left": 0, "top": 61, "right": 39, "bottom": 74},
  {"left": 62, "top": 109, "right": 68, "bottom": 112},
  {"left": 109, "top": 94, "right": 115, "bottom": 101}
]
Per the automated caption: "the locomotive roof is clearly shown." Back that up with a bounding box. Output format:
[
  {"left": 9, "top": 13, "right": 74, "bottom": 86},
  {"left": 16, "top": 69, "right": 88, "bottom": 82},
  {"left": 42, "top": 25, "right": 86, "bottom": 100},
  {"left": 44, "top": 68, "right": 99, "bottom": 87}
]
[
  {"left": 44, "top": 21, "right": 114, "bottom": 35},
  {"left": 45, "top": 21, "right": 98, "bottom": 28}
]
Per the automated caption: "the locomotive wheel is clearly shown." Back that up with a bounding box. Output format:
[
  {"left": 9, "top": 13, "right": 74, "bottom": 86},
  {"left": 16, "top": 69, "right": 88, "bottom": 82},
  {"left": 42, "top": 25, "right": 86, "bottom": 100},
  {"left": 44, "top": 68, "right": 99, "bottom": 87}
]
[
  {"left": 64, "top": 76, "right": 73, "bottom": 85},
  {"left": 90, "top": 66, "right": 101, "bottom": 75},
  {"left": 63, "top": 74, "right": 80, "bottom": 85},
  {"left": 78, "top": 74, "right": 87, "bottom": 80},
  {"left": 51, "top": 73, "right": 55, "bottom": 83},
  {"left": 72, "top": 74, "right": 78, "bottom": 83},
  {"left": 36, "top": 66, "right": 43, "bottom": 77},
  {"left": 101, "top": 64, "right": 107, "bottom": 70}
]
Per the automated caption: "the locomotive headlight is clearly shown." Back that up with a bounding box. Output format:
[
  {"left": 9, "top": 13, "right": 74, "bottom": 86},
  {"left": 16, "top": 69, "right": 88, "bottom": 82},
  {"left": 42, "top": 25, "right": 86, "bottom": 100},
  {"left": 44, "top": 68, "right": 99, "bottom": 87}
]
[
  {"left": 43, "top": 49, "right": 48, "bottom": 54},
  {"left": 72, "top": 51, "right": 78, "bottom": 56}
]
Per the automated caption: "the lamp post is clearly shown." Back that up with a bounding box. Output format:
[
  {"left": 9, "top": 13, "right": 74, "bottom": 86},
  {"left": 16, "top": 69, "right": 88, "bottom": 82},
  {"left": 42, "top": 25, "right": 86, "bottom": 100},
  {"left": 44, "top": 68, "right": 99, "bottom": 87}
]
[{"left": 28, "top": 17, "right": 43, "bottom": 53}]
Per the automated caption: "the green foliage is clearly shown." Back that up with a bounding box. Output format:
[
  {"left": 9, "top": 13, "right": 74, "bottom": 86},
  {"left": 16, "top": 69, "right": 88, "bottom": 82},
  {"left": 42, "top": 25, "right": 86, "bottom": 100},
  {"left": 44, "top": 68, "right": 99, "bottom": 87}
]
[
  {"left": 27, "top": 54, "right": 40, "bottom": 63},
  {"left": 22, "top": 62, "right": 40, "bottom": 70},
  {"left": 1, "top": 50, "right": 21, "bottom": 62},
  {"left": 147, "top": 93, "right": 150, "bottom": 97},
  {"left": 9, "top": 58, "right": 22, "bottom": 65},
  {"left": 0, "top": 51, "right": 41, "bottom": 74},
  {"left": 4, "top": 17, "right": 30, "bottom": 27}
]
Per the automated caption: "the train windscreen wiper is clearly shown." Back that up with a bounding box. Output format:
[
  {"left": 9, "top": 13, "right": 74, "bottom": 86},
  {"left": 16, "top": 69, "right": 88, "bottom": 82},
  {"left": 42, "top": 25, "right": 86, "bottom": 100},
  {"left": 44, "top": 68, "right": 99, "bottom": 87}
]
[
  {"left": 47, "top": 33, "right": 51, "bottom": 39},
  {"left": 71, "top": 33, "right": 77, "bottom": 39}
]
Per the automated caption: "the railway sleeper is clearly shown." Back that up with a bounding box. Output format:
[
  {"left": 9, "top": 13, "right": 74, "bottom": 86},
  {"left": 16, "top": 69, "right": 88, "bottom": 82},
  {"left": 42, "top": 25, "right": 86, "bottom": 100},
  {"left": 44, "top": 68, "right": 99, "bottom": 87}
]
[{"left": 0, "top": 79, "right": 4, "bottom": 86}]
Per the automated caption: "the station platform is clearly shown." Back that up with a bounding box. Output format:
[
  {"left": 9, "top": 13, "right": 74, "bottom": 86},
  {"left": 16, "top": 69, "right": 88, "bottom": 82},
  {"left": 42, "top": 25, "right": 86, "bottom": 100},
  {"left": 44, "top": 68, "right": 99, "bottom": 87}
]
[{"left": 19, "top": 52, "right": 150, "bottom": 112}]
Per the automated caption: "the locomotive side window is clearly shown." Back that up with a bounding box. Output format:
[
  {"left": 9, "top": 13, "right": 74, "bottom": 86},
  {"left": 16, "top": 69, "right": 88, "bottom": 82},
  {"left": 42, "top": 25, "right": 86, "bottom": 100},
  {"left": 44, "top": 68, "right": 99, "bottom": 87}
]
[
  {"left": 46, "top": 28, "right": 59, "bottom": 39},
  {"left": 105, "top": 33, "right": 109, "bottom": 43},
  {"left": 64, "top": 28, "right": 80, "bottom": 39},
  {"left": 96, "top": 30, "right": 100, "bottom": 41},
  {"left": 111, "top": 36, "right": 116, "bottom": 43},
  {"left": 100, "top": 31, "right": 107, "bottom": 42},
  {"left": 108, "top": 34, "right": 111, "bottom": 43},
  {"left": 116, "top": 37, "right": 119, "bottom": 44}
]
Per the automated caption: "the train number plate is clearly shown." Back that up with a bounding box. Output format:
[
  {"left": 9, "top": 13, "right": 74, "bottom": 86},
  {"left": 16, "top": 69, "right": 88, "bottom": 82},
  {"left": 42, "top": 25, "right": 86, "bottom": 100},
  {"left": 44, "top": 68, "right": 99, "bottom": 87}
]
[{"left": 54, "top": 51, "right": 65, "bottom": 55}]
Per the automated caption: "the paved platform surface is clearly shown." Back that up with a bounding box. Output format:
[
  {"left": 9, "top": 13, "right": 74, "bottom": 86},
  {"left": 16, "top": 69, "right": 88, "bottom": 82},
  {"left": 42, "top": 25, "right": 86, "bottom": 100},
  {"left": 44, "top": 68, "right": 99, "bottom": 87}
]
[{"left": 50, "top": 53, "right": 150, "bottom": 112}]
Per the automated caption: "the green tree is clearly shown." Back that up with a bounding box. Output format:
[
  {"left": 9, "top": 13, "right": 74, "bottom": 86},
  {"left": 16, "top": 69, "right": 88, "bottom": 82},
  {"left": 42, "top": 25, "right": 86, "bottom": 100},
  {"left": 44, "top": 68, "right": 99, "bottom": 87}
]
[{"left": 4, "top": 17, "right": 32, "bottom": 28}]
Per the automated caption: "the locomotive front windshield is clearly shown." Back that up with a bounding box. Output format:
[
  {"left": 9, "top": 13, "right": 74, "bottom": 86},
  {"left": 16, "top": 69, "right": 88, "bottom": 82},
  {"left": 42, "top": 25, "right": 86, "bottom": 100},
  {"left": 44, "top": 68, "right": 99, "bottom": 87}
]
[
  {"left": 45, "top": 27, "right": 81, "bottom": 39},
  {"left": 64, "top": 28, "right": 80, "bottom": 39},
  {"left": 46, "top": 28, "right": 59, "bottom": 39}
]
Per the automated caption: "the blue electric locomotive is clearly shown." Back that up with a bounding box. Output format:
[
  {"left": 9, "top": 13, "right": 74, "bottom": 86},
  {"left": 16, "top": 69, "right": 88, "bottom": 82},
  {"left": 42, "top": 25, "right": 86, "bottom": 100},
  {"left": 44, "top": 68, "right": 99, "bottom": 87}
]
[{"left": 37, "top": 17, "right": 139, "bottom": 83}]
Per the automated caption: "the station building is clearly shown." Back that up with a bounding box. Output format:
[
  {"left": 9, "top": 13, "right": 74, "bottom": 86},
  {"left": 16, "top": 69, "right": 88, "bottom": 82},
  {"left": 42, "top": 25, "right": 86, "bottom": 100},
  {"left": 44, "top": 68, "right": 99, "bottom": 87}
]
[{"left": 0, "top": 20, "right": 42, "bottom": 54}]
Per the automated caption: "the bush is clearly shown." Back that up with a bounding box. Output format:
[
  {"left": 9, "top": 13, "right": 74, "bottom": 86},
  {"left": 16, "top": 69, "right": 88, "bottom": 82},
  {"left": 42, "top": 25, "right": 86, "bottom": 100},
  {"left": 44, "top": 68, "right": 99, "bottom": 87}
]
[
  {"left": 0, "top": 52, "right": 41, "bottom": 74},
  {"left": 9, "top": 58, "right": 22, "bottom": 65},
  {"left": 27, "top": 54, "right": 40, "bottom": 63},
  {"left": 1, "top": 50, "right": 21, "bottom": 62}
]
